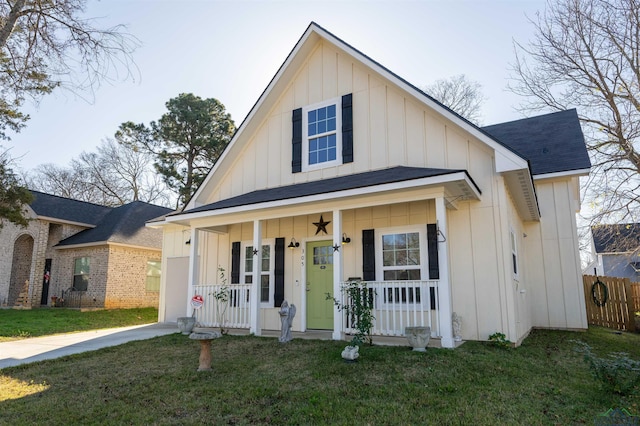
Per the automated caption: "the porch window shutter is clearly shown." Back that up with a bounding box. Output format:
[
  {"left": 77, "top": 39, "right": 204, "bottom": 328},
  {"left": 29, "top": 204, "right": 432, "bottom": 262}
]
[
  {"left": 362, "top": 229, "right": 376, "bottom": 281},
  {"left": 231, "top": 241, "right": 241, "bottom": 284},
  {"left": 274, "top": 237, "right": 285, "bottom": 307},
  {"left": 427, "top": 224, "right": 439, "bottom": 280},
  {"left": 341, "top": 93, "right": 353, "bottom": 164},
  {"left": 292, "top": 108, "right": 302, "bottom": 173}
]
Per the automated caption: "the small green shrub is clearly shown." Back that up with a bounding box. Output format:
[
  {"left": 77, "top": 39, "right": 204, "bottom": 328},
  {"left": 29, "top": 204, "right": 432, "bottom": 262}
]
[
  {"left": 574, "top": 340, "right": 640, "bottom": 395},
  {"left": 327, "top": 280, "right": 375, "bottom": 347},
  {"left": 488, "top": 332, "right": 512, "bottom": 348}
]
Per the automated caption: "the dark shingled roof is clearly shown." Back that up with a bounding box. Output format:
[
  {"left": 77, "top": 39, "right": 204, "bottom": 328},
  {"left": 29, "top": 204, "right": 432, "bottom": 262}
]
[
  {"left": 179, "top": 166, "right": 477, "bottom": 216},
  {"left": 592, "top": 223, "right": 640, "bottom": 254},
  {"left": 56, "top": 201, "right": 173, "bottom": 248},
  {"left": 29, "top": 190, "right": 112, "bottom": 226},
  {"left": 482, "top": 109, "right": 591, "bottom": 176}
]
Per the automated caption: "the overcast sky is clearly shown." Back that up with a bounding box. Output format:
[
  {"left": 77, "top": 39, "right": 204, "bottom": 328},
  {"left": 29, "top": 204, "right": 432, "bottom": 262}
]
[{"left": 6, "top": 0, "right": 547, "bottom": 171}]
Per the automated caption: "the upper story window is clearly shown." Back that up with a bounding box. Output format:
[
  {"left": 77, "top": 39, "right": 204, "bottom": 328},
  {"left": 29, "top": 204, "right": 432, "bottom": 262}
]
[{"left": 302, "top": 98, "right": 342, "bottom": 171}]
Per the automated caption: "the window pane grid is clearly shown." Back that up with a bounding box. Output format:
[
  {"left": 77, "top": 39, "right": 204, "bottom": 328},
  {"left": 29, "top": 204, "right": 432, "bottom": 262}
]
[
  {"left": 243, "top": 244, "right": 272, "bottom": 303},
  {"left": 382, "top": 232, "right": 422, "bottom": 283},
  {"left": 308, "top": 134, "right": 337, "bottom": 165},
  {"left": 307, "top": 105, "right": 336, "bottom": 137}
]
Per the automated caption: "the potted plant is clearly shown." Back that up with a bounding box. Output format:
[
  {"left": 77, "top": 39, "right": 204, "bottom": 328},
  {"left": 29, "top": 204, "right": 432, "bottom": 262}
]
[{"left": 327, "top": 280, "right": 375, "bottom": 362}]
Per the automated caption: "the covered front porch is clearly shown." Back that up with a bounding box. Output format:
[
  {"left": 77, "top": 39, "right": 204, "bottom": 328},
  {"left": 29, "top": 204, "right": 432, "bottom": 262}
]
[{"left": 162, "top": 168, "right": 482, "bottom": 349}]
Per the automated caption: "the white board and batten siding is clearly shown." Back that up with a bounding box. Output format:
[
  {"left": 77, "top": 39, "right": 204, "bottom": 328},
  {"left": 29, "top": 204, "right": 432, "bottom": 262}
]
[
  {"left": 158, "top": 33, "right": 587, "bottom": 344},
  {"left": 524, "top": 177, "right": 587, "bottom": 331}
]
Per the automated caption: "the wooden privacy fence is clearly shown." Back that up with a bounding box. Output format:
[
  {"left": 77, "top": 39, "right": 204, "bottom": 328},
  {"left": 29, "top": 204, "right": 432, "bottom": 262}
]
[{"left": 583, "top": 275, "right": 639, "bottom": 332}]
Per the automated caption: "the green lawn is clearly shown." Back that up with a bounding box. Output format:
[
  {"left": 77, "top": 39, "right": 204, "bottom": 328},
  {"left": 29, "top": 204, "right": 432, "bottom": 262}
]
[
  {"left": 1, "top": 326, "right": 639, "bottom": 424},
  {"left": 0, "top": 308, "right": 158, "bottom": 342}
]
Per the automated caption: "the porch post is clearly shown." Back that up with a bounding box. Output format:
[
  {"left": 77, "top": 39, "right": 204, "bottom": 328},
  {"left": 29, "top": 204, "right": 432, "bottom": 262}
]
[
  {"left": 435, "top": 196, "right": 455, "bottom": 348},
  {"left": 186, "top": 227, "right": 199, "bottom": 317},
  {"left": 332, "top": 209, "right": 343, "bottom": 340},
  {"left": 250, "top": 220, "right": 263, "bottom": 335}
]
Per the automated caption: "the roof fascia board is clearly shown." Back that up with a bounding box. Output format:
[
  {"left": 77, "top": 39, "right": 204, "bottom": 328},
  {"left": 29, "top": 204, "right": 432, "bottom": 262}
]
[
  {"left": 188, "top": 23, "right": 527, "bottom": 209},
  {"left": 308, "top": 24, "right": 528, "bottom": 172},
  {"left": 55, "top": 241, "right": 162, "bottom": 251},
  {"left": 36, "top": 216, "right": 97, "bottom": 228},
  {"left": 188, "top": 24, "right": 319, "bottom": 209},
  {"left": 533, "top": 168, "right": 591, "bottom": 180},
  {"left": 169, "top": 171, "right": 479, "bottom": 223}
]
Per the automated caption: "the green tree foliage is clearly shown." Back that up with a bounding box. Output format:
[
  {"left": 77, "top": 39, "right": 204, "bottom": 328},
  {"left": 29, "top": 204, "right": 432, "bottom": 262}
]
[
  {"left": 0, "top": 149, "right": 32, "bottom": 228},
  {"left": 116, "top": 93, "right": 235, "bottom": 208},
  {"left": 510, "top": 0, "right": 640, "bottom": 223}
]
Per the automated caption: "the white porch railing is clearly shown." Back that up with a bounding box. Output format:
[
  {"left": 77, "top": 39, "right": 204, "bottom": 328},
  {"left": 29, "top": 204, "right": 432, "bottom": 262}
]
[
  {"left": 339, "top": 280, "right": 440, "bottom": 338},
  {"left": 192, "top": 284, "right": 251, "bottom": 329},
  {"left": 192, "top": 280, "right": 440, "bottom": 338}
]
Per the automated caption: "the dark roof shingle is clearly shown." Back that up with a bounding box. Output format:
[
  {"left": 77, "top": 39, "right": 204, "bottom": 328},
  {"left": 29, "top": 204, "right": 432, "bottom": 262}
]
[
  {"left": 179, "top": 167, "right": 477, "bottom": 216},
  {"left": 56, "top": 201, "right": 173, "bottom": 248},
  {"left": 482, "top": 109, "right": 591, "bottom": 176},
  {"left": 29, "top": 191, "right": 112, "bottom": 226}
]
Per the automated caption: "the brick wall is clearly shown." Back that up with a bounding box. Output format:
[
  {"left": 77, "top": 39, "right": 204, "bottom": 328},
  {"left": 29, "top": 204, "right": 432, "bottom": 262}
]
[
  {"left": 8, "top": 234, "right": 34, "bottom": 305},
  {"left": 53, "top": 245, "right": 161, "bottom": 309},
  {"left": 52, "top": 246, "right": 109, "bottom": 308},
  {"left": 104, "top": 246, "right": 161, "bottom": 309},
  {"left": 0, "top": 218, "right": 42, "bottom": 306}
]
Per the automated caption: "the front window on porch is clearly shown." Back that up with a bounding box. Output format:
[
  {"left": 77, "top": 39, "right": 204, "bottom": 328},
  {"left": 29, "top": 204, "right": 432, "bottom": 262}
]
[
  {"left": 243, "top": 243, "right": 273, "bottom": 305},
  {"left": 336, "top": 226, "right": 440, "bottom": 337}
]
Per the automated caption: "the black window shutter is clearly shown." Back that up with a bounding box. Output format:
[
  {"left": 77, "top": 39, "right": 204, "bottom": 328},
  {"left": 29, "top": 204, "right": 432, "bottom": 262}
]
[
  {"left": 362, "top": 229, "right": 375, "bottom": 281},
  {"left": 292, "top": 108, "right": 302, "bottom": 173},
  {"left": 342, "top": 93, "right": 353, "bottom": 163},
  {"left": 427, "top": 224, "right": 439, "bottom": 280},
  {"left": 274, "top": 237, "right": 285, "bottom": 307},
  {"left": 231, "top": 241, "right": 241, "bottom": 284}
]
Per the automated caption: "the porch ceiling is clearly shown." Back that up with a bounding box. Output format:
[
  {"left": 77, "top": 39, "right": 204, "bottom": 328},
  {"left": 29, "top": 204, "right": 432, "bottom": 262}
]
[{"left": 166, "top": 166, "right": 481, "bottom": 225}]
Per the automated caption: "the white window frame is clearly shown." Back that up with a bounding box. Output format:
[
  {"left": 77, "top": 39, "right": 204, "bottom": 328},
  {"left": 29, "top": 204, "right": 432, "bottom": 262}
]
[
  {"left": 302, "top": 97, "right": 342, "bottom": 172},
  {"left": 375, "top": 226, "right": 428, "bottom": 307},
  {"left": 510, "top": 227, "right": 519, "bottom": 280},
  {"left": 73, "top": 256, "right": 90, "bottom": 291},
  {"left": 145, "top": 259, "right": 161, "bottom": 292},
  {"left": 240, "top": 240, "right": 275, "bottom": 307}
]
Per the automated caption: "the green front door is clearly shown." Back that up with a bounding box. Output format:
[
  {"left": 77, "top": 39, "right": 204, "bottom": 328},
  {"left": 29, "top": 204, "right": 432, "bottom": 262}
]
[{"left": 306, "top": 240, "right": 334, "bottom": 329}]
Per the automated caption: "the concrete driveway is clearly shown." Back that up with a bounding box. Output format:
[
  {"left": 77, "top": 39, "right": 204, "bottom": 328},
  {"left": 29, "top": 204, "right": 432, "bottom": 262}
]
[{"left": 0, "top": 323, "right": 178, "bottom": 369}]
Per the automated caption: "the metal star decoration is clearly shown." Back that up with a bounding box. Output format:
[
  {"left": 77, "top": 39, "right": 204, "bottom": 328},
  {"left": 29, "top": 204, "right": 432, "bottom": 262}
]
[
  {"left": 313, "top": 215, "right": 331, "bottom": 235},
  {"left": 333, "top": 244, "right": 340, "bottom": 252},
  {"left": 253, "top": 249, "right": 259, "bottom": 256}
]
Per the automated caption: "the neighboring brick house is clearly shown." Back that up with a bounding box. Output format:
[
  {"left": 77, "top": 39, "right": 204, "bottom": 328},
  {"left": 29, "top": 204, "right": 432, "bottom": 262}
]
[{"left": 0, "top": 191, "right": 172, "bottom": 309}]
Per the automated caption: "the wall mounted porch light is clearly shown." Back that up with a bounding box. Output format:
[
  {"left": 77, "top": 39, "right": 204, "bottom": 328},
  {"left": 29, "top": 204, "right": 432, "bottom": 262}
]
[
  {"left": 288, "top": 238, "right": 300, "bottom": 249},
  {"left": 342, "top": 233, "right": 351, "bottom": 244}
]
